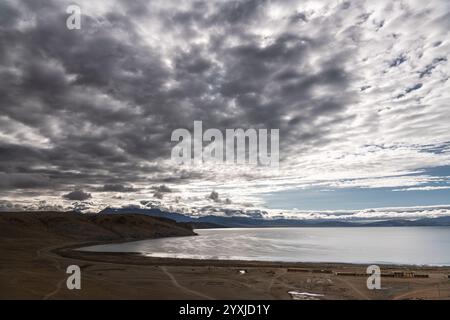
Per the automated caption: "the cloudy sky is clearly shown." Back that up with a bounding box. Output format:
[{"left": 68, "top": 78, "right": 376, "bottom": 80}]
[{"left": 1, "top": 0, "right": 449, "bottom": 220}]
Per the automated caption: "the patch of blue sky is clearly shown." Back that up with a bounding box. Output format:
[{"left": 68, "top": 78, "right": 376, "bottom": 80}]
[
  {"left": 262, "top": 165, "right": 450, "bottom": 211},
  {"left": 262, "top": 187, "right": 450, "bottom": 211}
]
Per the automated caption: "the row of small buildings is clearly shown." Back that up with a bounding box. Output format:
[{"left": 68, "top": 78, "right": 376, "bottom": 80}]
[{"left": 287, "top": 268, "right": 430, "bottom": 278}]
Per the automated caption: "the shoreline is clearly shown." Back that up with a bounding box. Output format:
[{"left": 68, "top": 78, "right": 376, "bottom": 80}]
[
  {"left": 72, "top": 232, "right": 450, "bottom": 269},
  {"left": 58, "top": 240, "right": 450, "bottom": 271},
  {"left": 45, "top": 239, "right": 450, "bottom": 300},
  {"left": 3, "top": 237, "right": 450, "bottom": 299}
]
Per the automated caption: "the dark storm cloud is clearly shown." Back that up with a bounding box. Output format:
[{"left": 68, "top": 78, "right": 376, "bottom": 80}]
[
  {"left": 62, "top": 190, "right": 92, "bottom": 201},
  {"left": 0, "top": 0, "right": 355, "bottom": 196},
  {"left": 101, "top": 184, "right": 138, "bottom": 192},
  {"left": 151, "top": 184, "right": 173, "bottom": 199},
  {"left": 152, "top": 185, "right": 173, "bottom": 193},
  {"left": 0, "top": 1, "right": 20, "bottom": 28},
  {"left": 0, "top": 173, "right": 51, "bottom": 190}
]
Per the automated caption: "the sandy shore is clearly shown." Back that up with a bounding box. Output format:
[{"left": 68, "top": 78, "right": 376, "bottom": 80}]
[{"left": 2, "top": 237, "right": 450, "bottom": 300}]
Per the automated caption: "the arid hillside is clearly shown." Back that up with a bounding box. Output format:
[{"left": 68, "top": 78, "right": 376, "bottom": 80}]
[
  {"left": 0, "top": 211, "right": 196, "bottom": 299},
  {"left": 0, "top": 211, "right": 196, "bottom": 241}
]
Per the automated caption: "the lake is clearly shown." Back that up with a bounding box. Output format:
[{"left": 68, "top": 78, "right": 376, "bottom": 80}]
[{"left": 80, "top": 227, "right": 450, "bottom": 266}]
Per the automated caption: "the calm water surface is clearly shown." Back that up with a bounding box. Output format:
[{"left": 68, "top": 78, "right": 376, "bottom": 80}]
[{"left": 80, "top": 227, "right": 450, "bottom": 266}]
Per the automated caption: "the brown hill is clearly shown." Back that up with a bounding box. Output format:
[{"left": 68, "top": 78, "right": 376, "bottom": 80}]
[
  {"left": 0, "top": 212, "right": 195, "bottom": 299},
  {"left": 0, "top": 211, "right": 196, "bottom": 241}
]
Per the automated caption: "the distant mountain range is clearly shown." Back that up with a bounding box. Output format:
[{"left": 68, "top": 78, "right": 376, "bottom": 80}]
[{"left": 99, "top": 207, "right": 450, "bottom": 228}]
